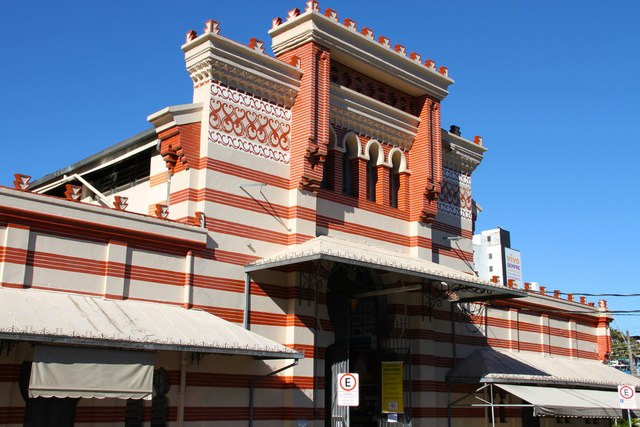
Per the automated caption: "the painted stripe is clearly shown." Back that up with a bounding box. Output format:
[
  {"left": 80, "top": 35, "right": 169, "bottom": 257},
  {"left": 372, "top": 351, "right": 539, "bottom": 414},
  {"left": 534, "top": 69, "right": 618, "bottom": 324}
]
[
  {"left": 204, "top": 158, "right": 290, "bottom": 188},
  {"left": 0, "top": 407, "right": 23, "bottom": 424},
  {"left": 0, "top": 364, "right": 19, "bottom": 382},
  {"left": 316, "top": 214, "right": 408, "bottom": 246},
  {"left": 431, "top": 242, "right": 473, "bottom": 262},
  {"left": 0, "top": 205, "right": 204, "bottom": 252},
  {"left": 318, "top": 189, "right": 410, "bottom": 221},
  {"left": 207, "top": 218, "right": 312, "bottom": 246},
  {"left": 432, "top": 221, "right": 472, "bottom": 239},
  {"left": 7, "top": 249, "right": 186, "bottom": 288}
]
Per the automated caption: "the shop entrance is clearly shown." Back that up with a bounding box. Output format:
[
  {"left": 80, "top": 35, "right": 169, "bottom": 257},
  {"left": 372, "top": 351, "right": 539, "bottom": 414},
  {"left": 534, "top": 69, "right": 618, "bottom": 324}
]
[{"left": 325, "top": 265, "right": 405, "bottom": 427}]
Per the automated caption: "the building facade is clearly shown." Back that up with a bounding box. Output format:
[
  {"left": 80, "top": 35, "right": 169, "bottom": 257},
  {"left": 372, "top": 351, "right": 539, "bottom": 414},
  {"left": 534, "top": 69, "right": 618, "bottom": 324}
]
[
  {"left": 0, "top": 2, "right": 635, "bottom": 426},
  {"left": 473, "top": 228, "right": 523, "bottom": 288}
]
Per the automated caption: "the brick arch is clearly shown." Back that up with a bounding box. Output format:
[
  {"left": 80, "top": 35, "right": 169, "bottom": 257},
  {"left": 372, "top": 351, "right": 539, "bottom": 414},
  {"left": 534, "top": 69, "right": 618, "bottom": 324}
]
[
  {"left": 342, "top": 131, "right": 361, "bottom": 158},
  {"left": 388, "top": 148, "right": 407, "bottom": 173},
  {"left": 328, "top": 125, "right": 339, "bottom": 151},
  {"left": 364, "top": 139, "right": 384, "bottom": 165}
]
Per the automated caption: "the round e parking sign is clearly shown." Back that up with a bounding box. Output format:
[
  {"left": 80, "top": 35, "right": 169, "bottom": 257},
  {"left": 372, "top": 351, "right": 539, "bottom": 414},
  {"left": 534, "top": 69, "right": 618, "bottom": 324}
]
[{"left": 337, "top": 373, "right": 359, "bottom": 406}]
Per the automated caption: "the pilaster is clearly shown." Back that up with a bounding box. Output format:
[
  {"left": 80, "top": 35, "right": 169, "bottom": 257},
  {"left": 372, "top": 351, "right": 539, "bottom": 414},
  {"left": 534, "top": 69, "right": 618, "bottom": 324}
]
[
  {"left": 0, "top": 223, "right": 30, "bottom": 288},
  {"left": 376, "top": 164, "right": 389, "bottom": 206},
  {"left": 595, "top": 315, "right": 611, "bottom": 361},
  {"left": 410, "top": 96, "right": 442, "bottom": 224},
  {"left": 277, "top": 42, "right": 330, "bottom": 192},
  {"left": 103, "top": 240, "right": 128, "bottom": 299}
]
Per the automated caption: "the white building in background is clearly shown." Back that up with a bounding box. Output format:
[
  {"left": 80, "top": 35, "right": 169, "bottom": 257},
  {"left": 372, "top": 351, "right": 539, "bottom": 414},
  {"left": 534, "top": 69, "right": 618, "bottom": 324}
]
[{"left": 473, "top": 228, "right": 524, "bottom": 287}]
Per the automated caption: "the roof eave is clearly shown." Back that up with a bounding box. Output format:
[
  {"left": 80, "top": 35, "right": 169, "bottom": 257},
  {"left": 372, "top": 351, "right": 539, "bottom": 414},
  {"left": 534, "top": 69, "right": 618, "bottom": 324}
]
[{"left": 0, "top": 333, "right": 303, "bottom": 360}]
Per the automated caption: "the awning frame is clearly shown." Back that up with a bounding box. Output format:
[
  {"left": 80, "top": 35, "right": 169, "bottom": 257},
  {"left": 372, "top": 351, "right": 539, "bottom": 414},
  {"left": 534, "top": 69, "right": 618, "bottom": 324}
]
[
  {"left": 0, "top": 331, "right": 299, "bottom": 360},
  {"left": 247, "top": 252, "right": 525, "bottom": 308},
  {"left": 449, "top": 382, "right": 636, "bottom": 425},
  {"left": 245, "top": 236, "right": 524, "bottom": 297}
]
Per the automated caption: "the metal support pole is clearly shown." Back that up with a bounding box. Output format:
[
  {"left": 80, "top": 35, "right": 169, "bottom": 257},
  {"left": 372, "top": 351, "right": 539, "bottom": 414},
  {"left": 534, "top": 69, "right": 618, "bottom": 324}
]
[
  {"left": 447, "top": 385, "right": 452, "bottom": 427},
  {"left": 243, "top": 273, "right": 251, "bottom": 330},
  {"left": 177, "top": 351, "right": 188, "bottom": 427},
  {"left": 627, "top": 330, "right": 635, "bottom": 376},
  {"left": 489, "top": 383, "right": 495, "bottom": 427}
]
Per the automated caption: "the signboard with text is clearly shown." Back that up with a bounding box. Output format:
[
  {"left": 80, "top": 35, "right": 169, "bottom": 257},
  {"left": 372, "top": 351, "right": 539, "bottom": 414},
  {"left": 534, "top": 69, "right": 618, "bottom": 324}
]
[
  {"left": 381, "top": 361, "right": 404, "bottom": 413},
  {"left": 337, "top": 373, "right": 359, "bottom": 406},
  {"left": 504, "top": 248, "right": 523, "bottom": 286}
]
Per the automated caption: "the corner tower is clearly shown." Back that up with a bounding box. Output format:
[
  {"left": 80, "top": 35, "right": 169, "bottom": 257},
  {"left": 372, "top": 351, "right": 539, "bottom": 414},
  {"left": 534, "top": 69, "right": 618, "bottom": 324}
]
[{"left": 270, "top": 1, "right": 454, "bottom": 223}]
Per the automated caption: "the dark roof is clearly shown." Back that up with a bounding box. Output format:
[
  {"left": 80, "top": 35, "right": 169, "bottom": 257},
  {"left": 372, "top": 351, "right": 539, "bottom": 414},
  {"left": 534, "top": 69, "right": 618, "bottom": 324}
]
[{"left": 31, "top": 128, "right": 157, "bottom": 188}]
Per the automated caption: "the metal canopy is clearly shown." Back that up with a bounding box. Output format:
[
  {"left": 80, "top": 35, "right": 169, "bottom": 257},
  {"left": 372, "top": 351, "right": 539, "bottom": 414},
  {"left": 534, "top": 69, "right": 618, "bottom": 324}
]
[
  {"left": 0, "top": 287, "right": 302, "bottom": 360},
  {"left": 246, "top": 235, "right": 524, "bottom": 301}
]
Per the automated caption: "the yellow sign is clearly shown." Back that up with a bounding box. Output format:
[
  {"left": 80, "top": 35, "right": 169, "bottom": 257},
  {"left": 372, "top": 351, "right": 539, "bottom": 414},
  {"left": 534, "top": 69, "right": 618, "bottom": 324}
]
[{"left": 381, "top": 361, "right": 404, "bottom": 413}]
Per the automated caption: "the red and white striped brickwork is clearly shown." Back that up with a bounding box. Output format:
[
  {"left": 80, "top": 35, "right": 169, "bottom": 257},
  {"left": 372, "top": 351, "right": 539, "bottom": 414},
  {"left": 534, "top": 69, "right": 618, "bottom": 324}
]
[{"left": 0, "top": 2, "right": 612, "bottom": 426}]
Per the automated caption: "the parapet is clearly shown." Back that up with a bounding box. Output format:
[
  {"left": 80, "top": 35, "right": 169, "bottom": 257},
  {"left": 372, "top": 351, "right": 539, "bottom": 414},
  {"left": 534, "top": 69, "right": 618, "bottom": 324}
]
[
  {"left": 182, "top": 19, "right": 303, "bottom": 108},
  {"left": 269, "top": 0, "right": 454, "bottom": 100}
]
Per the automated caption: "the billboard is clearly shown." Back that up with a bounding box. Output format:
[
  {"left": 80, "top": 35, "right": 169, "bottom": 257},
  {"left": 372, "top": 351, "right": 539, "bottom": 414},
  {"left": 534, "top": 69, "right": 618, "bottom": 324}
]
[{"left": 504, "top": 248, "right": 523, "bottom": 286}]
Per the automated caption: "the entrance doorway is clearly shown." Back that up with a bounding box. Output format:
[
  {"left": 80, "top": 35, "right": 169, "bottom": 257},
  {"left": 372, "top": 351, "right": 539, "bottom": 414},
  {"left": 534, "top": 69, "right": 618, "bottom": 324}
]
[{"left": 325, "top": 265, "right": 399, "bottom": 427}]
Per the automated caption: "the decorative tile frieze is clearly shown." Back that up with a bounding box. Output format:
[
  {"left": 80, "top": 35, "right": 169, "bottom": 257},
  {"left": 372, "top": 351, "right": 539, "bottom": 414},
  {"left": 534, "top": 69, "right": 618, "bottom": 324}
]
[
  {"left": 208, "top": 83, "right": 291, "bottom": 164},
  {"left": 438, "top": 167, "right": 472, "bottom": 220}
]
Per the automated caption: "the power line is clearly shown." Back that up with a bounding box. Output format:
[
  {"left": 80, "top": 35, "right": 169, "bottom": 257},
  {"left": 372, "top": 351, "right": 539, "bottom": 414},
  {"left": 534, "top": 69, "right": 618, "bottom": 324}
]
[
  {"left": 505, "top": 310, "right": 629, "bottom": 315},
  {"left": 559, "top": 292, "right": 640, "bottom": 297}
]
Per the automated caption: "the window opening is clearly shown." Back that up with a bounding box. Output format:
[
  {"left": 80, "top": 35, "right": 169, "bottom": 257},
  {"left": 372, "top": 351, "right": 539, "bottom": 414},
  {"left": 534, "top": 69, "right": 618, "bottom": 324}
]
[
  {"left": 389, "top": 152, "right": 401, "bottom": 208},
  {"left": 366, "top": 155, "right": 377, "bottom": 202},
  {"left": 343, "top": 141, "right": 353, "bottom": 195}
]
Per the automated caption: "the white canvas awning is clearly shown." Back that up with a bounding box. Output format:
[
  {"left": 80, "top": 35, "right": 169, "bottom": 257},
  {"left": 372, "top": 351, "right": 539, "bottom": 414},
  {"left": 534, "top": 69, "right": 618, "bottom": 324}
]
[
  {"left": 30, "top": 345, "right": 154, "bottom": 400},
  {"left": 0, "top": 287, "right": 301, "bottom": 360},
  {"left": 448, "top": 349, "right": 640, "bottom": 419},
  {"left": 246, "top": 235, "right": 524, "bottom": 300},
  {"left": 495, "top": 384, "right": 624, "bottom": 418},
  {"left": 447, "top": 348, "right": 640, "bottom": 389}
]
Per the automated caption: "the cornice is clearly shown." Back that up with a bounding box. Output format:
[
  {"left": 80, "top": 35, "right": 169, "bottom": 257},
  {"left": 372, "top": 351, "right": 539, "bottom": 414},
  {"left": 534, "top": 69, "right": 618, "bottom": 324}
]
[
  {"left": 0, "top": 187, "right": 208, "bottom": 250},
  {"left": 441, "top": 130, "right": 487, "bottom": 174},
  {"left": 270, "top": 7, "right": 453, "bottom": 100},
  {"left": 183, "top": 29, "right": 302, "bottom": 108},
  {"left": 147, "top": 103, "right": 203, "bottom": 134},
  {"left": 330, "top": 84, "right": 417, "bottom": 150}
]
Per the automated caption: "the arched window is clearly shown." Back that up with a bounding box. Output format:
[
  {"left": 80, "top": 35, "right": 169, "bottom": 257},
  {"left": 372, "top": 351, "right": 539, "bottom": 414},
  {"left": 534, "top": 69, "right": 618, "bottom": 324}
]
[
  {"left": 321, "top": 127, "right": 338, "bottom": 190},
  {"left": 342, "top": 142, "right": 352, "bottom": 195},
  {"left": 366, "top": 144, "right": 380, "bottom": 202},
  {"left": 342, "top": 133, "right": 359, "bottom": 196},
  {"left": 389, "top": 151, "right": 402, "bottom": 208}
]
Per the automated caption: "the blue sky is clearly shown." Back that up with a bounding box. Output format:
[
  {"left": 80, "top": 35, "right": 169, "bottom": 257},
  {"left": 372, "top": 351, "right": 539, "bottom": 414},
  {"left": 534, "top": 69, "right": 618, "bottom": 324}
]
[{"left": 2, "top": 1, "right": 639, "bottom": 334}]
